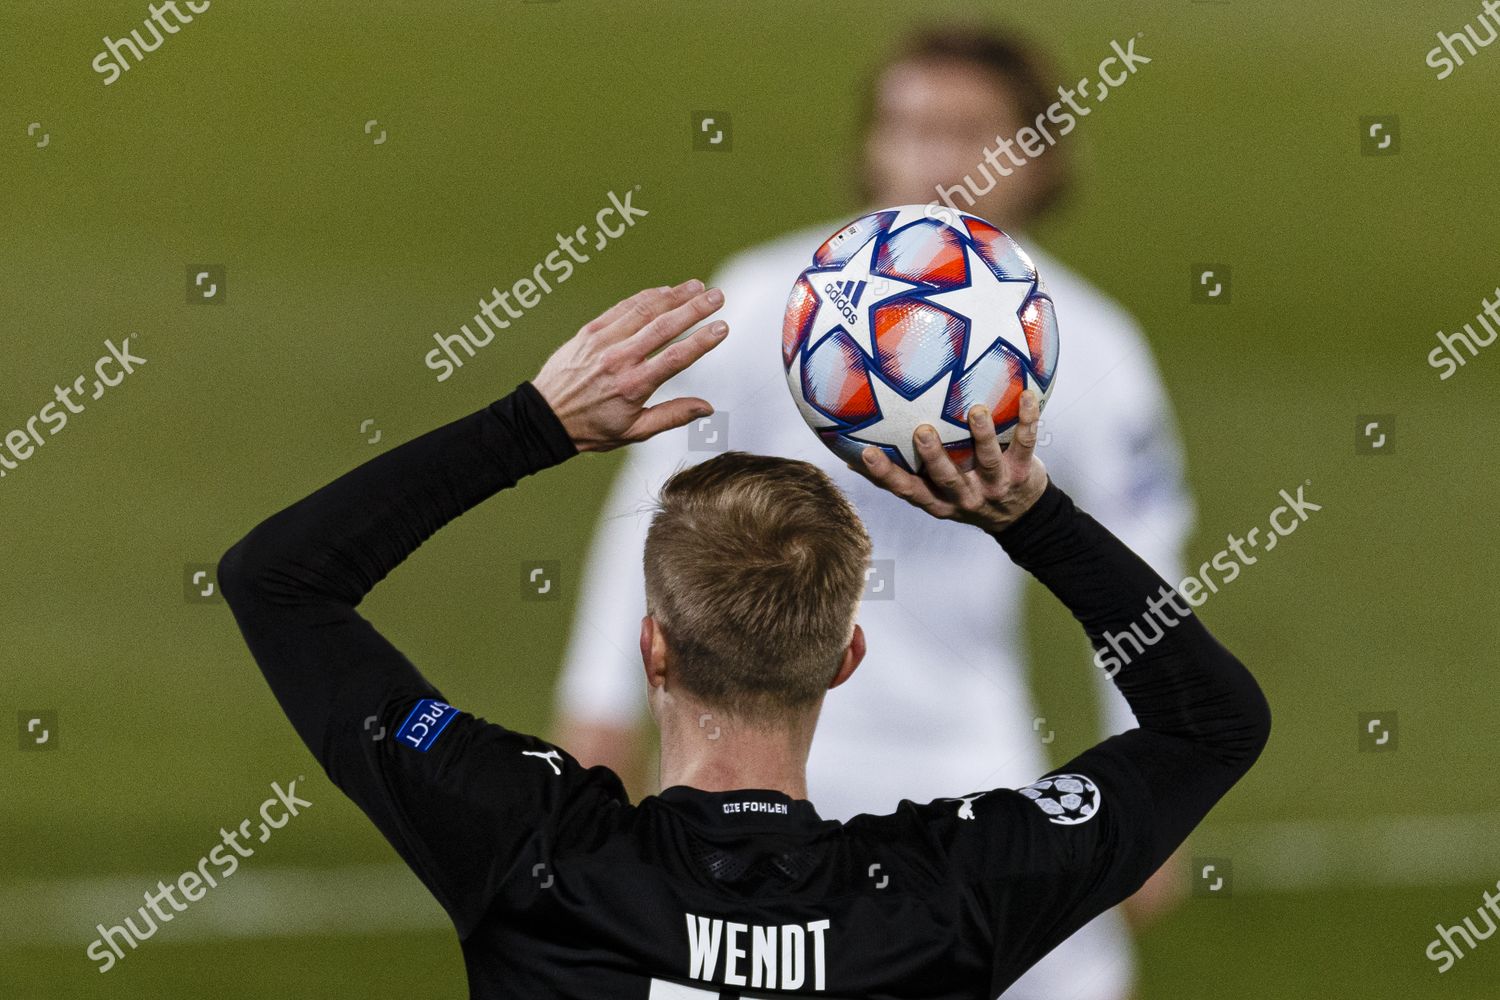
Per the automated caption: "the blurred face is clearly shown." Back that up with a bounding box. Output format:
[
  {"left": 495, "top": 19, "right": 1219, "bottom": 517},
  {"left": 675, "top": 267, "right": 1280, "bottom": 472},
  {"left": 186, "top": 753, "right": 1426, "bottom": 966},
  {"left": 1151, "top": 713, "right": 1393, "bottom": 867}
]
[{"left": 864, "top": 58, "right": 1054, "bottom": 230}]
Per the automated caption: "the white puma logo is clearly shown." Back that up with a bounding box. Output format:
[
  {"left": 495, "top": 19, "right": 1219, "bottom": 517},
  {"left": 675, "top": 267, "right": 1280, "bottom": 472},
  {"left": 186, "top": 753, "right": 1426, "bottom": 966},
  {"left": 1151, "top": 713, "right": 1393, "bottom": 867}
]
[
  {"left": 946, "top": 793, "right": 986, "bottom": 820},
  {"left": 522, "top": 749, "right": 563, "bottom": 776}
]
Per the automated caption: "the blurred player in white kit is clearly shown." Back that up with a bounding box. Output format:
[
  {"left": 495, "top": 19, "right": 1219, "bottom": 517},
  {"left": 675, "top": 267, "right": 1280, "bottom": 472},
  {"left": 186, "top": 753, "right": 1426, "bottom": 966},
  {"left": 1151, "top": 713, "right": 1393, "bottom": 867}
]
[{"left": 553, "top": 26, "right": 1195, "bottom": 1000}]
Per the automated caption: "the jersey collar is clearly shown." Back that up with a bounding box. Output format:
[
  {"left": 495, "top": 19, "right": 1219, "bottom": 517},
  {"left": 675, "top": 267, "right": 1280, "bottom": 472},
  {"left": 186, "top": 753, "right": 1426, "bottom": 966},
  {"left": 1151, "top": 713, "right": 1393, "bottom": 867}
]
[{"left": 654, "top": 786, "right": 827, "bottom": 831}]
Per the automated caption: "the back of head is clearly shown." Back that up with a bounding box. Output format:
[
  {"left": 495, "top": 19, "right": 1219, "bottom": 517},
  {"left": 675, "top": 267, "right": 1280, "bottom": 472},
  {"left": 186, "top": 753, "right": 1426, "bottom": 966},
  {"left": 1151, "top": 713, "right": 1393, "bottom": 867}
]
[{"left": 644, "top": 452, "right": 872, "bottom": 727}]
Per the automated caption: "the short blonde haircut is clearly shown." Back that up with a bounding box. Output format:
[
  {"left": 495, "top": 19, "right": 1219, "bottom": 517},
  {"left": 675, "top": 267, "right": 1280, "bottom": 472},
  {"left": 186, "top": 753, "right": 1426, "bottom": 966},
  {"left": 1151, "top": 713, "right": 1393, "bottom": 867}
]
[{"left": 643, "top": 452, "right": 872, "bottom": 725}]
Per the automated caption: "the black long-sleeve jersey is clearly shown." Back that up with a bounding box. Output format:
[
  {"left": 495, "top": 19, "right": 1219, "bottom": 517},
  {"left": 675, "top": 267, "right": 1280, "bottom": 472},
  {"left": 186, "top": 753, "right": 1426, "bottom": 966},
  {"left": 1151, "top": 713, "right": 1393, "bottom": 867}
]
[{"left": 218, "top": 381, "right": 1270, "bottom": 1000}]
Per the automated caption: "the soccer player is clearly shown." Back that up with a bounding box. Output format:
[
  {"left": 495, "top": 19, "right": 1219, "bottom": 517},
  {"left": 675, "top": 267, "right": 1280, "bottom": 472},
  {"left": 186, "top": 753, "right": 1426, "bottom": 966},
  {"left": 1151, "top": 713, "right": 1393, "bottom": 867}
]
[
  {"left": 220, "top": 281, "right": 1269, "bottom": 998},
  {"left": 554, "top": 27, "right": 1194, "bottom": 999}
]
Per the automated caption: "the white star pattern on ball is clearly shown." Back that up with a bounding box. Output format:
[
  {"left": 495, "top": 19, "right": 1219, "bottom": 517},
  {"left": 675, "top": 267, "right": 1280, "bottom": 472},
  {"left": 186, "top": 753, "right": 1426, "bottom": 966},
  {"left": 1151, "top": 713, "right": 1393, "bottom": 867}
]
[
  {"left": 803, "top": 233, "right": 924, "bottom": 359},
  {"left": 848, "top": 368, "right": 968, "bottom": 471},
  {"left": 920, "top": 243, "right": 1035, "bottom": 371},
  {"left": 885, "top": 204, "right": 961, "bottom": 230}
]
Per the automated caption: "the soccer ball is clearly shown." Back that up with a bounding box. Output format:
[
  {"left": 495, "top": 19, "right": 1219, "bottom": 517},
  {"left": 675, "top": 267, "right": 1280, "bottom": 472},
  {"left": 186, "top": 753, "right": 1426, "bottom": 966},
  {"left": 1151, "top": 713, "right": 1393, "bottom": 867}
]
[
  {"left": 781, "top": 204, "right": 1059, "bottom": 472},
  {"left": 1017, "top": 773, "right": 1101, "bottom": 826}
]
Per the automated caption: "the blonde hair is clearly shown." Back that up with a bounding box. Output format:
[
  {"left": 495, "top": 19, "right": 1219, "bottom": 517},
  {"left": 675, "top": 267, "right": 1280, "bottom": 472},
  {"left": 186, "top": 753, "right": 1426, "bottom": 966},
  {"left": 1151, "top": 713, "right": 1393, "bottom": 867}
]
[{"left": 643, "top": 452, "right": 872, "bottom": 725}]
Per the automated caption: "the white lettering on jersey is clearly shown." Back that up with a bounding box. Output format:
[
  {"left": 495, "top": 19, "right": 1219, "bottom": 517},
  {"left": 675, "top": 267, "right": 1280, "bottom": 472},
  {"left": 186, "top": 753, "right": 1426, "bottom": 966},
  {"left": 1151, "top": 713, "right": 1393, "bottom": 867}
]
[
  {"left": 521, "top": 749, "right": 563, "bottom": 776},
  {"left": 752, "top": 924, "right": 776, "bottom": 989},
  {"left": 686, "top": 914, "right": 722, "bottom": 980},
  {"left": 724, "top": 922, "right": 746, "bottom": 986},
  {"left": 780, "top": 923, "right": 804, "bottom": 995},
  {"left": 684, "top": 913, "right": 830, "bottom": 991},
  {"left": 722, "top": 800, "right": 789, "bottom": 815},
  {"left": 783, "top": 924, "right": 804, "bottom": 989}
]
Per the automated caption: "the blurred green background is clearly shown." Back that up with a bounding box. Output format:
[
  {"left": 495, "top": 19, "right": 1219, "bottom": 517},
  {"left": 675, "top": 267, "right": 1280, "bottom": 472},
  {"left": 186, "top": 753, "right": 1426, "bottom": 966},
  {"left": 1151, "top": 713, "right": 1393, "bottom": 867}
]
[{"left": 3, "top": 0, "right": 1497, "bottom": 996}]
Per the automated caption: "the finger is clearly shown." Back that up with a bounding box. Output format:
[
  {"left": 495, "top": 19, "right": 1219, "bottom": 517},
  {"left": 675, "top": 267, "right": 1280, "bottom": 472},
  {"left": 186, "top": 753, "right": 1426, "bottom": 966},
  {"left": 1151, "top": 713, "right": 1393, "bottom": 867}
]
[
  {"left": 968, "top": 405, "right": 1005, "bottom": 485},
  {"left": 636, "top": 319, "right": 729, "bottom": 390},
  {"left": 595, "top": 279, "right": 702, "bottom": 331},
  {"left": 584, "top": 284, "right": 668, "bottom": 335},
  {"left": 859, "top": 444, "right": 951, "bottom": 514},
  {"left": 913, "top": 424, "right": 980, "bottom": 509},
  {"left": 625, "top": 286, "right": 725, "bottom": 361},
  {"left": 1006, "top": 390, "right": 1041, "bottom": 477},
  {"left": 624, "top": 396, "right": 714, "bottom": 443},
  {"left": 591, "top": 279, "right": 704, "bottom": 340}
]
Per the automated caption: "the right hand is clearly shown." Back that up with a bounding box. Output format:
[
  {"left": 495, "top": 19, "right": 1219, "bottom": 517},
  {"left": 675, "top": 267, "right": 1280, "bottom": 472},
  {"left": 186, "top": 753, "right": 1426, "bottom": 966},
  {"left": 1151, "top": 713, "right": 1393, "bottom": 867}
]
[
  {"left": 853, "top": 390, "right": 1048, "bottom": 534},
  {"left": 532, "top": 280, "right": 727, "bottom": 452}
]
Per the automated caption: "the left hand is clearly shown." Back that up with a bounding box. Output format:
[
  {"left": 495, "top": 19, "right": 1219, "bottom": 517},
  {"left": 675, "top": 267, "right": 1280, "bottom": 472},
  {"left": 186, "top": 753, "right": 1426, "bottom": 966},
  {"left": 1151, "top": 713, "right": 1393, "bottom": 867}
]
[
  {"left": 852, "top": 390, "right": 1049, "bottom": 534},
  {"left": 532, "top": 279, "right": 728, "bottom": 452}
]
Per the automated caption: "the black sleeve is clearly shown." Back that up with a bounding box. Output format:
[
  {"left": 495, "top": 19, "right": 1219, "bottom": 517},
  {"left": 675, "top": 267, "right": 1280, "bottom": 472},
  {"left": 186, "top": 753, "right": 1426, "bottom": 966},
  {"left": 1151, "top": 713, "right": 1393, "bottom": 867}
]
[
  {"left": 217, "top": 382, "right": 624, "bottom": 936},
  {"left": 909, "top": 481, "right": 1271, "bottom": 990}
]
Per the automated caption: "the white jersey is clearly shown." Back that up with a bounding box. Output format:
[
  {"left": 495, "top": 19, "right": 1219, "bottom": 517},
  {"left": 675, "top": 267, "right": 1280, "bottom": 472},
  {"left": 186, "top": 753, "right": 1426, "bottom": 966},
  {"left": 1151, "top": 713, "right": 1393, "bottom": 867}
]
[{"left": 554, "top": 221, "right": 1195, "bottom": 998}]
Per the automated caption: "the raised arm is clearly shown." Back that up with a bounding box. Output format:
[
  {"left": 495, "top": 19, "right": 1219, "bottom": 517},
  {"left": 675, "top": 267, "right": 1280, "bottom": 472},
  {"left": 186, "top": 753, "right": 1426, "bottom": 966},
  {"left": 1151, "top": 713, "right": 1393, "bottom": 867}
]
[
  {"left": 1045, "top": 325, "right": 1200, "bottom": 925},
  {"left": 217, "top": 279, "right": 727, "bottom": 932},
  {"left": 218, "top": 280, "right": 724, "bottom": 743},
  {"left": 992, "top": 475, "right": 1268, "bottom": 817},
  {"left": 217, "top": 381, "right": 576, "bottom": 752},
  {"left": 853, "top": 391, "right": 1269, "bottom": 988}
]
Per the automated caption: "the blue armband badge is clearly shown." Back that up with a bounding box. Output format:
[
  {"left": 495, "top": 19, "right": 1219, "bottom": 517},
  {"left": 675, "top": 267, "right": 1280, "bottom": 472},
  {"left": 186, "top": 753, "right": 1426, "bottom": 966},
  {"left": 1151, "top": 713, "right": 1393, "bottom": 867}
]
[{"left": 395, "top": 699, "right": 459, "bottom": 752}]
